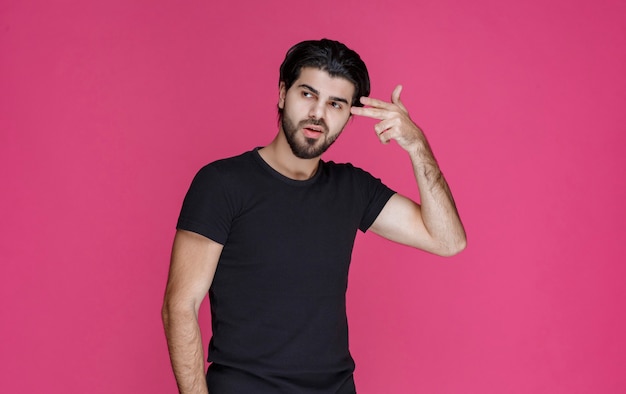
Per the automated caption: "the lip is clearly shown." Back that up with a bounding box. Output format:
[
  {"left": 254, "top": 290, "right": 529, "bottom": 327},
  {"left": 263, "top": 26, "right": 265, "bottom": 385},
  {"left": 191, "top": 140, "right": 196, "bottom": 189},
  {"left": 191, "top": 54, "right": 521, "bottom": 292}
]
[{"left": 302, "top": 127, "right": 323, "bottom": 139}]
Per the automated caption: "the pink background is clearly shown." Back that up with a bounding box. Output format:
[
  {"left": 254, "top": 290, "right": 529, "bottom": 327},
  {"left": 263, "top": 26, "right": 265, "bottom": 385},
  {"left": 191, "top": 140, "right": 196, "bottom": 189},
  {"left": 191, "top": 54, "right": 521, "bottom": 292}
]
[{"left": 2, "top": 0, "right": 625, "bottom": 393}]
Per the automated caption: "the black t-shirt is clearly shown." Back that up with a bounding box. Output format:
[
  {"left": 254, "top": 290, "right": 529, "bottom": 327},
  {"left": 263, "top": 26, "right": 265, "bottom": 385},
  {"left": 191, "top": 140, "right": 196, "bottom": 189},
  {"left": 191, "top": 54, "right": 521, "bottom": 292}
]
[{"left": 177, "top": 149, "right": 395, "bottom": 393}]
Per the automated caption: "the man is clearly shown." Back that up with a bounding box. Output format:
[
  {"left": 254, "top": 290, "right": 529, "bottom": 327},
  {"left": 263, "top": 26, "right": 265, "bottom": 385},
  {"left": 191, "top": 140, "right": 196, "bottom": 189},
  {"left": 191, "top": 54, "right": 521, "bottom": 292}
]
[{"left": 162, "top": 39, "right": 466, "bottom": 393}]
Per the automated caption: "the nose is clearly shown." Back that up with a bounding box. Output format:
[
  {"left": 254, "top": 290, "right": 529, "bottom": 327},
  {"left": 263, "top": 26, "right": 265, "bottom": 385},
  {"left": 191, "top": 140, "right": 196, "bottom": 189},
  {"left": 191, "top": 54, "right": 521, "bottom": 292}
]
[{"left": 308, "top": 100, "right": 325, "bottom": 120}]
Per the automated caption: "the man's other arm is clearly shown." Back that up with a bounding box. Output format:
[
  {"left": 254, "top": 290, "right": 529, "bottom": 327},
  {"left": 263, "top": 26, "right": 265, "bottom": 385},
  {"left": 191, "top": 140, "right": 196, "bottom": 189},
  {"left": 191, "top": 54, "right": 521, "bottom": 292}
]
[{"left": 162, "top": 229, "right": 223, "bottom": 393}]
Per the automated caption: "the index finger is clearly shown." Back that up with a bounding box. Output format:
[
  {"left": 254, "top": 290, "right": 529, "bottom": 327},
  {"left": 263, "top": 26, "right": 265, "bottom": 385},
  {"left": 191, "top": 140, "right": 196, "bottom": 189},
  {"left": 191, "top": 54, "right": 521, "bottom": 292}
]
[
  {"left": 358, "top": 96, "right": 396, "bottom": 110},
  {"left": 350, "top": 106, "right": 388, "bottom": 120}
]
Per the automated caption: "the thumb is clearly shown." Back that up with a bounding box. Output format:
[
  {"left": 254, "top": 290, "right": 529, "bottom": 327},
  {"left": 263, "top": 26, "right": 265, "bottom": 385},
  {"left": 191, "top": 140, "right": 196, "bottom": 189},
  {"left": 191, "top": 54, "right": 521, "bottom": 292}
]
[{"left": 391, "top": 85, "right": 407, "bottom": 111}]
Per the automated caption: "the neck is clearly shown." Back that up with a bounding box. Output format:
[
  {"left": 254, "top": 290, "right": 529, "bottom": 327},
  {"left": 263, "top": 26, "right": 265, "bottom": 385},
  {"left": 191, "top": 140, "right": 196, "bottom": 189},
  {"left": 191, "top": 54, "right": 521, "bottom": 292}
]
[{"left": 258, "top": 131, "right": 320, "bottom": 180}]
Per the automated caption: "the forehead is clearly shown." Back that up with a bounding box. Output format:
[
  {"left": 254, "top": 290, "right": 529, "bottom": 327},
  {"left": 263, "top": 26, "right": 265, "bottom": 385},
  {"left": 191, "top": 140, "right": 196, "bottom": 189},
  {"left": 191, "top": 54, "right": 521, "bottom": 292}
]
[{"left": 291, "top": 67, "right": 356, "bottom": 101}]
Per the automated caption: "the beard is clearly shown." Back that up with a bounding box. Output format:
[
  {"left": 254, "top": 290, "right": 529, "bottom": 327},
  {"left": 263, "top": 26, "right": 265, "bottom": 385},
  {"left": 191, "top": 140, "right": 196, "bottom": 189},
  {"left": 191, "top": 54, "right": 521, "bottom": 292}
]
[{"left": 281, "top": 114, "right": 342, "bottom": 159}]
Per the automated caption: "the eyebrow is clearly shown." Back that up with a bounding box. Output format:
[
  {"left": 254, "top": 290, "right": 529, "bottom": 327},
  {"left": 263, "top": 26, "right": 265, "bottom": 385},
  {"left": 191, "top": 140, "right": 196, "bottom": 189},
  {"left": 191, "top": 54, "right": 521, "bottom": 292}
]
[{"left": 298, "top": 84, "right": 350, "bottom": 105}]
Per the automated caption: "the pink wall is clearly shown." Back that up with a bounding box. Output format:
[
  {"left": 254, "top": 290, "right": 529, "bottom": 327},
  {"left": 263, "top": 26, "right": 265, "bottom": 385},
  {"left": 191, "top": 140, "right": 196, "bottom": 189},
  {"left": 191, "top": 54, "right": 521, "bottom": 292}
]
[{"left": 2, "top": 0, "right": 625, "bottom": 392}]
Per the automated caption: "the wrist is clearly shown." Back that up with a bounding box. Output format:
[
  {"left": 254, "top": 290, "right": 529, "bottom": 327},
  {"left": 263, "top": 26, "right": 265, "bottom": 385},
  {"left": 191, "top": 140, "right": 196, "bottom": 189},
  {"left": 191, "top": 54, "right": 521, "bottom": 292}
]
[{"left": 407, "top": 142, "right": 434, "bottom": 162}]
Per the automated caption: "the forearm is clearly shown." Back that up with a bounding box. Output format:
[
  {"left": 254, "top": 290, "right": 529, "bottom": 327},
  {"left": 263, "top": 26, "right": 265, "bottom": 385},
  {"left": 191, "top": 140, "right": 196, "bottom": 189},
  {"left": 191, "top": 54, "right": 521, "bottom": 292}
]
[
  {"left": 408, "top": 141, "right": 466, "bottom": 256},
  {"left": 162, "top": 306, "right": 209, "bottom": 394}
]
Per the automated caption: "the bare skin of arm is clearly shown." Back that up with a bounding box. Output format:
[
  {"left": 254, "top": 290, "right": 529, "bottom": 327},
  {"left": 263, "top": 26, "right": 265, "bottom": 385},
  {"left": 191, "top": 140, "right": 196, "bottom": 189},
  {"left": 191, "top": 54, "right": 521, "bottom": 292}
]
[
  {"left": 162, "top": 230, "right": 223, "bottom": 394},
  {"left": 351, "top": 85, "right": 466, "bottom": 256}
]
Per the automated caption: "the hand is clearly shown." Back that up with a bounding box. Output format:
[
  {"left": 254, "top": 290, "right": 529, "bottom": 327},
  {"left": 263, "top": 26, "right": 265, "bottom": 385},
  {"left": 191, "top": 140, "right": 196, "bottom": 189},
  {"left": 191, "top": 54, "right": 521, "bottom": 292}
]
[{"left": 350, "top": 85, "right": 425, "bottom": 153}]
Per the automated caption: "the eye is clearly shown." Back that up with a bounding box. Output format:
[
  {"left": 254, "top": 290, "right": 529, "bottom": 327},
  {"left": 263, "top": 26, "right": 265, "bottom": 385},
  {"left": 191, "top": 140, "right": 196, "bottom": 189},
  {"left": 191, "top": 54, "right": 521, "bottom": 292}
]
[
  {"left": 303, "top": 91, "right": 314, "bottom": 98},
  {"left": 330, "top": 101, "right": 342, "bottom": 110}
]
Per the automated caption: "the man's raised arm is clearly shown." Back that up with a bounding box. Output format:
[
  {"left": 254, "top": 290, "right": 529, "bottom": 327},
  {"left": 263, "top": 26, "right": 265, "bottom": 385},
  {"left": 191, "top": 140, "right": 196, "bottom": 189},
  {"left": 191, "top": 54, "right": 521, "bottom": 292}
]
[{"left": 351, "top": 85, "right": 466, "bottom": 256}]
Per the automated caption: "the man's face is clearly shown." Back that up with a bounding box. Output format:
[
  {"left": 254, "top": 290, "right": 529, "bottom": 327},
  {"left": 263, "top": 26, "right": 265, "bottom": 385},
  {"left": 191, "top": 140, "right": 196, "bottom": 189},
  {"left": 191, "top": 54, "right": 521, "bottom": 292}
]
[{"left": 279, "top": 67, "right": 355, "bottom": 159}]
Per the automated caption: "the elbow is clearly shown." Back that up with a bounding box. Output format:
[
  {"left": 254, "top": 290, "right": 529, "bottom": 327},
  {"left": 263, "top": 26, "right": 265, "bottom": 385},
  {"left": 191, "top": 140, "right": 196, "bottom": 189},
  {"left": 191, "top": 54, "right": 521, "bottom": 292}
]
[
  {"left": 435, "top": 236, "right": 467, "bottom": 257},
  {"left": 161, "top": 296, "right": 199, "bottom": 330},
  {"left": 161, "top": 300, "right": 172, "bottom": 329},
  {"left": 447, "top": 238, "right": 467, "bottom": 257},
  {"left": 161, "top": 296, "right": 183, "bottom": 329}
]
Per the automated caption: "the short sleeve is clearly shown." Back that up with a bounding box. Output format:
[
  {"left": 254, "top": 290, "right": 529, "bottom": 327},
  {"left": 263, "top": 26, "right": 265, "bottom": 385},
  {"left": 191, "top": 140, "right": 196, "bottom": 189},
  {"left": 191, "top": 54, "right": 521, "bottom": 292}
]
[
  {"left": 357, "top": 170, "right": 396, "bottom": 232},
  {"left": 176, "top": 164, "right": 234, "bottom": 245}
]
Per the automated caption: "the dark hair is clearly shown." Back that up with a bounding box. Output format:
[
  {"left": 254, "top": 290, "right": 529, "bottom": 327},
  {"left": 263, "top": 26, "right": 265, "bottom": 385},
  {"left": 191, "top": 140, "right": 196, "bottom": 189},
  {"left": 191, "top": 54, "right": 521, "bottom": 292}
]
[{"left": 278, "top": 39, "right": 370, "bottom": 113}]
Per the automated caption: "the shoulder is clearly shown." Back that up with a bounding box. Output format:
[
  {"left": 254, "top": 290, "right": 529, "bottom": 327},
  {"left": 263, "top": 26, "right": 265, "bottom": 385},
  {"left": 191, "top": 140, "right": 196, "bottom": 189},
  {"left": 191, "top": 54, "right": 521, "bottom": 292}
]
[
  {"left": 199, "top": 150, "right": 256, "bottom": 174},
  {"left": 323, "top": 160, "right": 363, "bottom": 175},
  {"left": 192, "top": 150, "right": 258, "bottom": 183},
  {"left": 322, "top": 160, "right": 381, "bottom": 182}
]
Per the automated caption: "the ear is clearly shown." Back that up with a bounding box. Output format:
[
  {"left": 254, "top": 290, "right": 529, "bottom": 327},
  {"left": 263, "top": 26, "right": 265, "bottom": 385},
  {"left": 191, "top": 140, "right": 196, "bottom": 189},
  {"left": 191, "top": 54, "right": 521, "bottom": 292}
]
[{"left": 278, "top": 81, "right": 286, "bottom": 110}]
